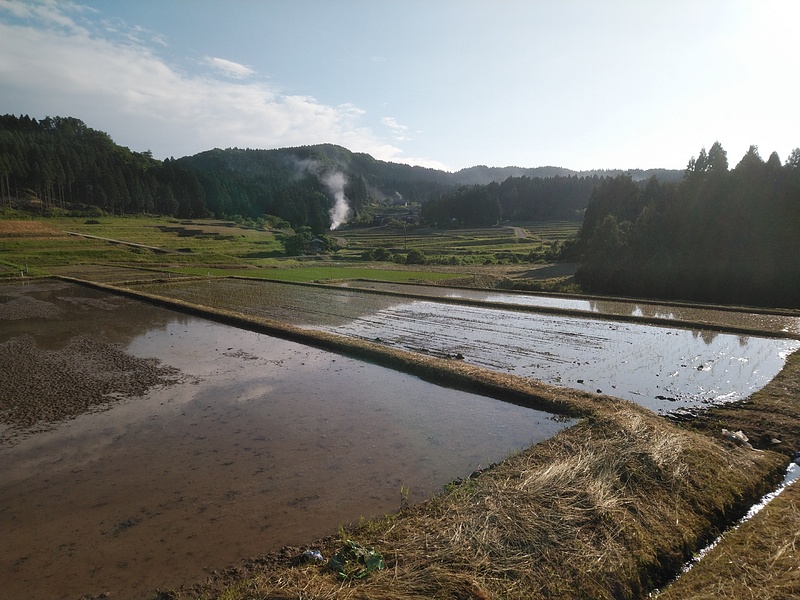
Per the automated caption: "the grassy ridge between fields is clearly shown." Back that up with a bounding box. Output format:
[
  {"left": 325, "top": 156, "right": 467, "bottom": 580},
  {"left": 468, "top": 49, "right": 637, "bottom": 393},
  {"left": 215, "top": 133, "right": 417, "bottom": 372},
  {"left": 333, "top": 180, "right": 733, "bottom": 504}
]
[
  {"left": 657, "top": 475, "right": 800, "bottom": 599},
  {"left": 56, "top": 276, "right": 798, "bottom": 600}
]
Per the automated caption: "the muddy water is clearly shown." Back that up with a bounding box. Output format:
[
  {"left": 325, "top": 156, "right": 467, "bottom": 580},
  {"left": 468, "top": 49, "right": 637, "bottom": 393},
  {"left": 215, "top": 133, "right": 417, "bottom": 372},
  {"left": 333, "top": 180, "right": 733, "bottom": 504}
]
[
  {"left": 335, "top": 281, "right": 800, "bottom": 336},
  {"left": 0, "top": 283, "right": 569, "bottom": 599}
]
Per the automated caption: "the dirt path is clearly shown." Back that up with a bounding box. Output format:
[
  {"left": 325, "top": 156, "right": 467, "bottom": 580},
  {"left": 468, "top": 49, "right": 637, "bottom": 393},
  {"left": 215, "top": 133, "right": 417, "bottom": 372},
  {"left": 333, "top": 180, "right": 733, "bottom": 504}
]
[{"left": 65, "top": 231, "right": 178, "bottom": 254}]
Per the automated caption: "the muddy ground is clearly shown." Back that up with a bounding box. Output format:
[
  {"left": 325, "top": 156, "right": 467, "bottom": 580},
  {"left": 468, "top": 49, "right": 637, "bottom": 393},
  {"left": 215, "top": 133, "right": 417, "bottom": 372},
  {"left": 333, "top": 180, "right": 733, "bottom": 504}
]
[{"left": 0, "top": 283, "right": 181, "bottom": 440}]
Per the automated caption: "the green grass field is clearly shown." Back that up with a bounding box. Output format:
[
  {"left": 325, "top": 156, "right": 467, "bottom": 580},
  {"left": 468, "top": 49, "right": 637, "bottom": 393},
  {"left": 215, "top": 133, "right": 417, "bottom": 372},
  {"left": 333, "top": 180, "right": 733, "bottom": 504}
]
[
  {"left": 0, "top": 214, "right": 579, "bottom": 283},
  {"left": 334, "top": 221, "right": 579, "bottom": 264},
  {"left": 171, "top": 265, "right": 461, "bottom": 283}
]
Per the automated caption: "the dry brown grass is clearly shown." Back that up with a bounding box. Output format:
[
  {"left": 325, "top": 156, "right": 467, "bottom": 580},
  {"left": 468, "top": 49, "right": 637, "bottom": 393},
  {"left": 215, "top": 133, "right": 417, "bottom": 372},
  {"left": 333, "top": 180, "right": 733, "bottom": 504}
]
[
  {"left": 0, "top": 219, "right": 65, "bottom": 237},
  {"left": 657, "top": 478, "right": 800, "bottom": 599}
]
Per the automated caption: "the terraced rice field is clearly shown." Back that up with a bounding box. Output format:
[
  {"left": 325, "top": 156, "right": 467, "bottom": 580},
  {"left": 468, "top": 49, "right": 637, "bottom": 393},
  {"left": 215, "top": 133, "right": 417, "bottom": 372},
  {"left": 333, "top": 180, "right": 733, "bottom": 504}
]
[
  {"left": 0, "top": 280, "right": 570, "bottom": 599},
  {"left": 129, "top": 278, "right": 800, "bottom": 415}
]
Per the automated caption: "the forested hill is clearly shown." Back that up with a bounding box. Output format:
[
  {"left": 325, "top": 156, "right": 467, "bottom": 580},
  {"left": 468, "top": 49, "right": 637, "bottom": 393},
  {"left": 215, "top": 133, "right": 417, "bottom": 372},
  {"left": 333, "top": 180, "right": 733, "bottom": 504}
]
[
  {"left": 574, "top": 143, "right": 800, "bottom": 307},
  {"left": 0, "top": 114, "right": 680, "bottom": 231},
  {"left": 452, "top": 165, "right": 683, "bottom": 185}
]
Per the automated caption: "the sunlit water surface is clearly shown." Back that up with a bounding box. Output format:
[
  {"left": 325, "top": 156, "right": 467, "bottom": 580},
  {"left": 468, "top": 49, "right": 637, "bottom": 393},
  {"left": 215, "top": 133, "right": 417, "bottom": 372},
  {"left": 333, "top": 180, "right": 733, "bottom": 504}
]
[
  {"left": 313, "top": 299, "right": 799, "bottom": 414},
  {"left": 336, "top": 281, "right": 800, "bottom": 336},
  {"left": 134, "top": 279, "right": 799, "bottom": 415}
]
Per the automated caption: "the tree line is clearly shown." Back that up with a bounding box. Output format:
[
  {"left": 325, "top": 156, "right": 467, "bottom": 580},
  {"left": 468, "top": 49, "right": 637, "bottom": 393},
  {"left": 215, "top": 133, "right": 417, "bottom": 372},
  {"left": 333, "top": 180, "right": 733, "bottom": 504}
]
[
  {"left": 0, "top": 114, "right": 197, "bottom": 216},
  {"left": 0, "top": 115, "right": 371, "bottom": 231},
  {"left": 421, "top": 175, "right": 605, "bottom": 227},
  {"left": 1, "top": 114, "right": 675, "bottom": 234},
  {"left": 573, "top": 142, "right": 800, "bottom": 307}
]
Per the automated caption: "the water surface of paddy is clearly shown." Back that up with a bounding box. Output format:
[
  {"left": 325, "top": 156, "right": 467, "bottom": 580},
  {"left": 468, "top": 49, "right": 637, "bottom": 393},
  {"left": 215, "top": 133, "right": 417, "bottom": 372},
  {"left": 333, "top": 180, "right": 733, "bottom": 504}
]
[
  {"left": 317, "top": 299, "right": 799, "bottom": 414},
  {"left": 335, "top": 281, "right": 800, "bottom": 336},
  {"left": 135, "top": 279, "right": 800, "bottom": 415},
  {"left": 0, "top": 282, "right": 568, "bottom": 599}
]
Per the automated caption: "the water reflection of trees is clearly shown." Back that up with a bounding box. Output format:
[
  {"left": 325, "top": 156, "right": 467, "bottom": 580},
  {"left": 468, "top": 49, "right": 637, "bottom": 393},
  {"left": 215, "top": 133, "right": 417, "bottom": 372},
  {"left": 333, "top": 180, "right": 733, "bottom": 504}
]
[
  {"left": 589, "top": 299, "right": 679, "bottom": 320},
  {"left": 1, "top": 283, "right": 191, "bottom": 349},
  {"left": 137, "top": 279, "right": 406, "bottom": 328},
  {"left": 690, "top": 329, "right": 720, "bottom": 345},
  {"left": 587, "top": 299, "right": 800, "bottom": 338}
]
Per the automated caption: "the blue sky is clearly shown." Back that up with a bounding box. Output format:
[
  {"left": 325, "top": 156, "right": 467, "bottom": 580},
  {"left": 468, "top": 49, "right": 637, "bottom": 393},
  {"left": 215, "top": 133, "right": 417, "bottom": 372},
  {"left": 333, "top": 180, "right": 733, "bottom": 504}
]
[{"left": 1, "top": 0, "right": 797, "bottom": 171}]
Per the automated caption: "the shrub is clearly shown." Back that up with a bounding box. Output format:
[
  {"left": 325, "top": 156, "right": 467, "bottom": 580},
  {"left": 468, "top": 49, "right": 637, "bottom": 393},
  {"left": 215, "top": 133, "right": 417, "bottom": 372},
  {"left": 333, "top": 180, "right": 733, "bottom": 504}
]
[{"left": 406, "top": 249, "right": 426, "bottom": 264}]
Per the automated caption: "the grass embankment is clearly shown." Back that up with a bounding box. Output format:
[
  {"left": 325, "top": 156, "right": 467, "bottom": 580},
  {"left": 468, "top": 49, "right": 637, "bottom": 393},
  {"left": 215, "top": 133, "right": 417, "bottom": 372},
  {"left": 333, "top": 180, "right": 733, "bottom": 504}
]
[
  {"left": 334, "top": 222, "right": 578, "bottom": 265},
  {"left": 657, "top": 478, "right": 800, "bottom": 599},
  {"left": 656, "top": 349, "right": 800, "bottom": 598},
  {"left": 0, "top": 216, "right": 285, "bottom": 270},
  {"left": 1, "top": 216, "right": 556, "bottom": 286},
  {"left": 1, "top": 215, "right": 580, "bottom": 285},
  {"left": 57, "top": 277, "right": 797, "bottom": 600}
]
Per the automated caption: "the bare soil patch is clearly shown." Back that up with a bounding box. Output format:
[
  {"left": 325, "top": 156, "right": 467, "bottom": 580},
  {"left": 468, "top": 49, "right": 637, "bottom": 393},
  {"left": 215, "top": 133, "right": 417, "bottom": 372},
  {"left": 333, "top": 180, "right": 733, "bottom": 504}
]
[{"left": 0, "top": 294, "right": 62, "bottom": 320}]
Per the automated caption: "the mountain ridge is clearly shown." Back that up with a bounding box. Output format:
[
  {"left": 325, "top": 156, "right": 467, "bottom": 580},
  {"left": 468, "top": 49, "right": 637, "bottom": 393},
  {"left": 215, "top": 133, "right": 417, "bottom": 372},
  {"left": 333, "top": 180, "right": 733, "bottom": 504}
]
[{"left": 183, "top": 143, "right": 684, "bottom": 187}]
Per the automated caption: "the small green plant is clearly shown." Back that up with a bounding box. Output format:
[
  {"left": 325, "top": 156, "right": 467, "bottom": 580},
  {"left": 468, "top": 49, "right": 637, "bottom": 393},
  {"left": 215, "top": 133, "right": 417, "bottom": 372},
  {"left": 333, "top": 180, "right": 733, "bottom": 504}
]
[
  {"left": 356, "top": 512, "right": 398, "bottom": 536},
  {"left": 400, "top": 484, "right": 410, "bottom": 511},
  {"left": 337, "top": 523, "right": 349, "bottom": 543}
]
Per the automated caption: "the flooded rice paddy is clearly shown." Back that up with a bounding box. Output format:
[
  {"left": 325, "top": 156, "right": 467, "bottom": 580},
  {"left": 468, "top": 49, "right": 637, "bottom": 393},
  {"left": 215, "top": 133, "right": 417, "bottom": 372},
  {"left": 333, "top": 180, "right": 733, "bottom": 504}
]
[
  {"left": 336, "top": 281, "right": 800, "bottom": 336},
  {"left": 135, "top": 278, "right": 800, "bottom": 415},
  {"left": 0, "top": 281, "right": 569, "bottom": 599}
]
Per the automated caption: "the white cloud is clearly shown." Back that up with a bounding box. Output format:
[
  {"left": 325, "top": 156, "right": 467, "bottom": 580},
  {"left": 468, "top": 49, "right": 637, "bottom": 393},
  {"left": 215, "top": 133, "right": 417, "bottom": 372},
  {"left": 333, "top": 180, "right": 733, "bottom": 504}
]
[
  {"left": 381, "top": 116, "right": 409, "bottom": 140},
  {"left": 202, "top": 56, "right": 254, "bottom": 79},
  {"left": 395, "top": 155, "right": 453, "bottom": 171},
  {"left": 0, "top": 0, "right": 89, "bottom": 33},
  {"left": 0, "top": 2, "right": 413, "bottom": 164}
]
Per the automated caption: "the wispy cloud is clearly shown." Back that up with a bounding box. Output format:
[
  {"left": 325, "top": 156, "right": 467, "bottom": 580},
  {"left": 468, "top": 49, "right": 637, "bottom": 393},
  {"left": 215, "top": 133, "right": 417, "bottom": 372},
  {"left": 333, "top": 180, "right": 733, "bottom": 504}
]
[
  {"left": 202, "top": 56, "right": 254, "bottom": 79},
  {"left": 381, "top": 116, "right": 410, "bottom": 141},
  {"left": 0, "top": 0, "right": 431, "bottom": 166},
  {"left": 0, "top": 0, "right": 90, "bottom": 33}
]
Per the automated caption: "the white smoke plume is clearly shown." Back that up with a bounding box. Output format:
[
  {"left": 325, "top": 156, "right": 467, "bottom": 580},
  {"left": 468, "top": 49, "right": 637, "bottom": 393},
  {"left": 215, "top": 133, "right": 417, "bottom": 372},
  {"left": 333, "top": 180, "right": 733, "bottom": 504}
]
[
  {"left": 289, "top": 158, "right": 352, "bottom": 230},
  {"left": 323, "top": 171, "right": 351, "bottom": 230}
]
